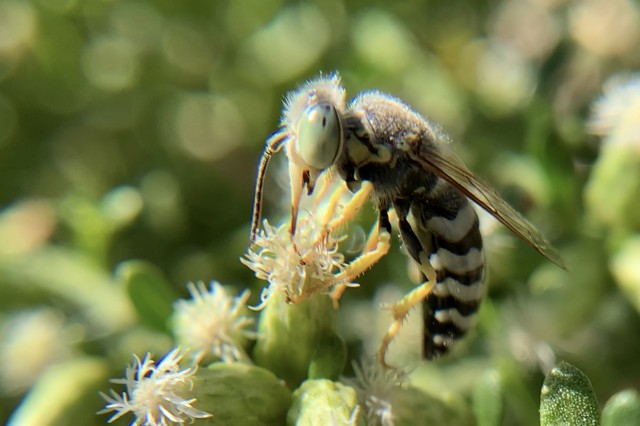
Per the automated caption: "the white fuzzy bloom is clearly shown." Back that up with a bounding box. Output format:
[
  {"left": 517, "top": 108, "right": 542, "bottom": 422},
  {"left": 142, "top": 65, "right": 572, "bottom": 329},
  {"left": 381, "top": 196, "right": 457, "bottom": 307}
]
[
  {"left": 99, "top": 348, "right": 212, "bottom": 425},
  {"left": 242, "top": 214, "right": 356, "bottom": 309},
  {"left": 589, "top": 73, "right": 640, "bottom": 152},
  {"left": 342, "top": 360, "right": 407, "bottom": 426},
  {"left": 172, "top": 281, "right": 255, "bottom": 363},
  {"left": 245, "top": 167, "right": 371, "bottom": 309}
]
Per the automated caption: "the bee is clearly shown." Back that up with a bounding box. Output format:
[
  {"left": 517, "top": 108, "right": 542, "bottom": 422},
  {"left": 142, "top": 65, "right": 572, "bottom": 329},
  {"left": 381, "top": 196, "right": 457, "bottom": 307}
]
[{"left": 250, "top": 73, "right": 564, "bottom": 363}]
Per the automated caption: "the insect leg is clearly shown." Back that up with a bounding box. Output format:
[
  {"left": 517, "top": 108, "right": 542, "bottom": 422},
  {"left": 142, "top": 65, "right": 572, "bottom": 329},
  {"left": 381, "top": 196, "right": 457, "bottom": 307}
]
[
  {"left": 318, "top": 181, "right": 350, "bottom": 230},
  {"left": 325, "top": 181, "right": 374, "bottom": 232},
  {"left": 312, "top": 173, "right": 337, "bottom": 209},
  {"left": 307, "top": 181, "right": 385, "bottom": 306},
  {"left": 377, "top": 201, "right": 437, "bottom": 367},
  {"left": 331, "top": 215, "right": 391, "bottom": 307},
  {"left": 309, "top": 180, "right": 374, "bottom": 250}
]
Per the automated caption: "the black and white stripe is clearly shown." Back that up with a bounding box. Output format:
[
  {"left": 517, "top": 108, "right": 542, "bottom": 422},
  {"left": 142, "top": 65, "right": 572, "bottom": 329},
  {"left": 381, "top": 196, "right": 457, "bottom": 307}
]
[
  {"left": 339, "top": 91, "right": 488, "bottom": 360},
  {"left": 419, "top": 198, "right": 485, "bottom": 359}
]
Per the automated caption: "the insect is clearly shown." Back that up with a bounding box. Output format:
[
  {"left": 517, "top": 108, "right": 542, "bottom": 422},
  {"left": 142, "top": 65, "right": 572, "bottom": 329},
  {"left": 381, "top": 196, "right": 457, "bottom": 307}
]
[{"left": 250, "top": 72, "right": 565, "bottom": 364}]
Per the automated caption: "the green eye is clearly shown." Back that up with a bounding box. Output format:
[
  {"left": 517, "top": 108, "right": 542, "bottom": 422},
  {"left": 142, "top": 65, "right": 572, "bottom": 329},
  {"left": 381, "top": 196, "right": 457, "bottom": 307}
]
[{"left": 297, "top": 103, "right": 343, "bottom": 170}]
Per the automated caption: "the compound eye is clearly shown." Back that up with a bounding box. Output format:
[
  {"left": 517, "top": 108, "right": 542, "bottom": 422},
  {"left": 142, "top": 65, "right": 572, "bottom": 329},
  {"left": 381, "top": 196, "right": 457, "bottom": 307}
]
[{"left": 297, "top": 103, "right": 343, "bottom": 170}]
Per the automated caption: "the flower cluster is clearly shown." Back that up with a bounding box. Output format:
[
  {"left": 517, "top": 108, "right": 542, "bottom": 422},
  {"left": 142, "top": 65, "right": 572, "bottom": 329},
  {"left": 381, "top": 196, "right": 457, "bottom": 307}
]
[
  {"left": 342, "top": 360, "right": 407, "bottom": 426},
  {"left": 172, "top": 281, "right": 255, "bottom": 363},
  {"left": 243, "top": 173, "right": 366, "bottom": 308},
  {"left": 242, "top": 214, "right": 355, "bottom": 309},
  {"left": 100, "top": 280, "right": 259, "bottom": 424},
  {"left": 99, "top": 348, "right": 212, "bottom": 426}
]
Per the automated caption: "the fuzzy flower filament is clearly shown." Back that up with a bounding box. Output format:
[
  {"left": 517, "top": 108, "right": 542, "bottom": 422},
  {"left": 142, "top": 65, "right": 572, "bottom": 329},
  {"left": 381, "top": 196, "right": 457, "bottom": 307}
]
[
  {"left": 99, "top": 348, "right": 212, "bottom": 425},
  {"left": 172, "top": 281, "right": 256, "bottom": 363},
  {"left": 242, "top": 215, "right": 356, "bottom": 309},
  {"left": 342, "top": 360, "right": 407, "bottom": 426}
]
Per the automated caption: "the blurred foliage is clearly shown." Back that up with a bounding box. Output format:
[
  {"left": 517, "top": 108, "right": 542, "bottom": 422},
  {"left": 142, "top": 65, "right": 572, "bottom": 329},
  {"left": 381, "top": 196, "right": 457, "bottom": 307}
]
[{"left": 1, "top": 0, "right": 640, "bottom": 424}]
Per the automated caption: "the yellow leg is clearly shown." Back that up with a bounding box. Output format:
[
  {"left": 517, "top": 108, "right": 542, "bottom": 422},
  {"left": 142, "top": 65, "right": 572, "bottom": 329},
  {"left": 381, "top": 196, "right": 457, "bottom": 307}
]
[
  {"left": 326, "top": 181, "right": 374, "bottom": 232},
  {"left": 362, "top": 220, "right": 382, "bottom": 253},
  {"left": 387, "top": 209, "right": 399, "bottom": 231},
  {"left": 331, "top": 229, "right": 391, "bottom": 307},
  {"left": 377, "top": 256, "right": 437, "bottom": 368},
  {"left": 303, "top": 180, "right": 375, "bottom": 264},
  {"left": 318, "top": 182, "right": 350, "bottom": 230},
  {"left": 312, "top": 172, "right": 338, "bottom": 209}
]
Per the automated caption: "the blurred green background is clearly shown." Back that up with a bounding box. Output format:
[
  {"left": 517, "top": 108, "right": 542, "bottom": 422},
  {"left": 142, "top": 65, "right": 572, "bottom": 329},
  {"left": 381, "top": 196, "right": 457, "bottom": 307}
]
[{"left": 1, "top": 0, "right": 640, "bottom": 424}]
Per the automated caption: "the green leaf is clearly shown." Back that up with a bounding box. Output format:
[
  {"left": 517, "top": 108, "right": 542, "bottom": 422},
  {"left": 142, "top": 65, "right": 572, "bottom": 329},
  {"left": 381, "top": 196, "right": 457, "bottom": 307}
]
[
  {"left": 601, "top": 389, "right": 640, "bottom": 426},
  {"left": 585, "top": 146, "right": 640, "bottom": 230},
  {"left": 473, "top": 370, "right": 504, "bottom": 426},
  {"left": 540, "top": 361, "right": 599, "bottom": 426},
  {"left": 610, "top": 236, "right": 640, "bottom": 315},
  {"left": 0, "top": 246, "right": 135, "bottom": 335},
  {"left": 115, "top": 260, "right": 177, "bottom": 332},
  {"left": 8, "top": 358, "right": 109, "bottom": 426}
]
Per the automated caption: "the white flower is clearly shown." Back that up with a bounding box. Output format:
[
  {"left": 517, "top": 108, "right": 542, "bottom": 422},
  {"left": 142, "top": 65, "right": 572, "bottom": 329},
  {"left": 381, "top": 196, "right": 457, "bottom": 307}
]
[
  {"left": 242, "top": 214, "right": 355, "bottom": 309},
  {"left": 99, "top": 348, "right": 212, "bottom": 425},
  {"left": 342, "top": 360, "right": 407, "bottom": 426},
  {"left": 589, "top": 73, "right": 640, "bottom": 152},
  {"left": 243, "top": 172, "right": 362, "bottom": 309},
  {"left": 172, "top": 281, "right": 255, "bottom": 363}
]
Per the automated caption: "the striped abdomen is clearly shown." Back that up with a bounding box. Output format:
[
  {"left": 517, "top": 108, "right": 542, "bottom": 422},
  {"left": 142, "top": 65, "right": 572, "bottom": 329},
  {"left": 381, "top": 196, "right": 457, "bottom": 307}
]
[{"left": 414, "top": 190, "right": 485, "bottom": 359}]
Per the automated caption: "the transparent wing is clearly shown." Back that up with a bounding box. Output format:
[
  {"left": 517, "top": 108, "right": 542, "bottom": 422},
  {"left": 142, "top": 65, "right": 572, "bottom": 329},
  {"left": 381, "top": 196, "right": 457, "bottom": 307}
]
[{"left": 408, "top": 142, "right": 566, "bottom": 269}]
